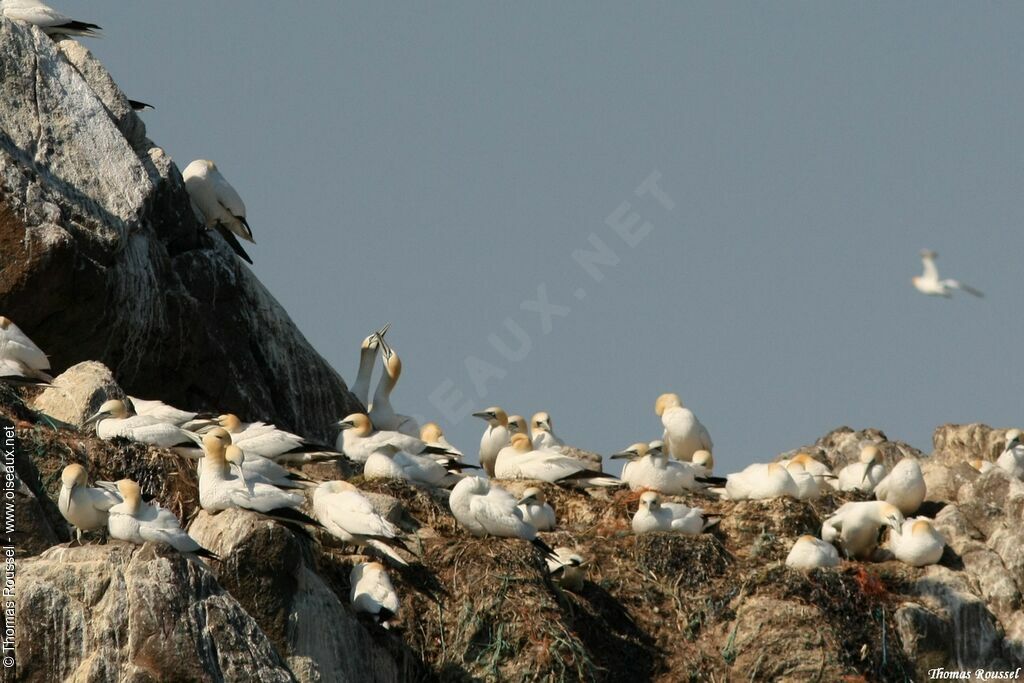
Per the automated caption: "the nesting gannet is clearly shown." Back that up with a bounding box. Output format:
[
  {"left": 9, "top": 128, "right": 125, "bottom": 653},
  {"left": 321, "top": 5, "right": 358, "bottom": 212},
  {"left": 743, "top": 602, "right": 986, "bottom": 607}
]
[
  {"left": 912, "top": 249, "right": 983, "bottom": 298},
  {"left": 516, "top": 487, "right": 556, "bottom": 531},
  {"left": 494, "top": 434, "right": 619, "bottom": 488},
  {"left": 969, "top": 458, "right": 995, "bottom": 474},
  {"left": 207, "top": 437, "right": 309, "bottom": 489},
  {"left": 182, "top": 159, "right": 254, "bottom": 264},
  {"left": 367, "top": 339, "right": 419, "bottom": 436},
  {"left": 996, "top": 430, "right": 1024, "bottom": 479},
  {"left": 821, "top": 501, "right": 904, "bottom": 560},
  {"left": 655, "top": 393, "right": 713, "bottom": 462},
  {"left": 473, "top": 406, "right": 511, "bottom": 477},
  {"left": 127, "top": 396, "right": 214, "bottom": 431},
  {"left": 785, "top": 535, "right": 840, "bottom": 570},
  {"left": 507, "top": 415, "right": 527, "bottom": 436},
  {"left": 785, "top": 461, "right": 824, "bottom": 501},
  {"left": 837, "top": 445, "right": 886, "bottom": 492},
  {"left": 58, "top": 464, "right": 121, "bottom": 542},
  {"left": 420, "top": 422, "right": 463, "bottom": 461},
  {"left": 350, "top": 561, "right": 399, "bottom": 626},
  {"left": 612, "top": 440, "right": 720, "bottom": 494},
  {"left": 219, "top": 413, "right": 340, "bottom": 464},
  {"left": 724, "top": 462, "right": 799, "bottom": 501},
  {"left": 337, "top": 413, "right": 457, "bottom": 464},
  {"left": 85, "top": 399, "right": 201, "bottom": 450},
  {"left": 448, "top": 476, "right": 553, "bottom": 554},
  {"left": 873, "top": 458, "right": 926, "bottom": 515},
  {"left": 0, "top": 357, "right": 52, "bottom": 386},
  {"left": 611, "top": 442, "right": 649, "bottom": 482},
  {"left": 351, "top": 324, "right": 390, "bottom": 407},
  {"left": 530, "top": 412, "right": 563, "bottom": 451},
  {"left": 887, "top": 518, "right": 945, "bottom": 567},
  {"left": 363, "top": 445, "right": 468, "bottom": 487},
  {"left": 781, "top": 453, "right": 835, "bottom": 488},
  {"left": 0, "top": 0, "right": 101, "bottom": 37},
  {"left": 107, "top": 479, "right": 217, "bottom": 559},
  {"left": 632, "top": 492, "right": 714, "bottom": 535},
  {"left": 0, "top": 316, "right": 49, "bottom": 372},
  {"left": 692, "top": 450, "right": 714, "bottom": 476},
  {"left": 546, "top": 547, "right": 586, "bottom": 592},
  {"left": 312, "top": 481, "right": 408, "bottom": 566}
]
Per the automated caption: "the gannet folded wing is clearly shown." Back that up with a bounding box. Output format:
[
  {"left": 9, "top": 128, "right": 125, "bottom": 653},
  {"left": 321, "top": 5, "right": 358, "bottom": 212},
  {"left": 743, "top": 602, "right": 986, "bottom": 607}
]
[{"left": 1, "top": 0, "right": 102, "bottom": 36}]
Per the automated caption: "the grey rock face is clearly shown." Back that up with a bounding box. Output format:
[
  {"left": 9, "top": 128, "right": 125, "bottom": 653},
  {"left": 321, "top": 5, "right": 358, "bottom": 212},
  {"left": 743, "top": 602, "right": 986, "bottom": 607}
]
[{"left": 31, "top": 360, "right": 123, "bottom": 426}]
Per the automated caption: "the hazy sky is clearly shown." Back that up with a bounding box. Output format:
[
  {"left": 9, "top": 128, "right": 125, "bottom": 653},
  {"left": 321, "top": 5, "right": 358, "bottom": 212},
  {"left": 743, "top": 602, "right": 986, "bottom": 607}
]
[{"left": 77, "top": 2, "right": 1022, "bottom": 474}]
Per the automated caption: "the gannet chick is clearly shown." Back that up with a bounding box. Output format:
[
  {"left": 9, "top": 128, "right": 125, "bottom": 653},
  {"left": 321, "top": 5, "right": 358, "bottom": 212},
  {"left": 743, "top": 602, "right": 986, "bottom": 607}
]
[
  {"left": 996, "top": 430, "right": 1024, "bottom": 479},
  {"left": 127, "top": 396, "right": 214, "bottom": 431},
  {"left": 873, "top": 458, "right": 926, "bottom": 515},
  {"left": 912, "top": 249, "right": 983, "bottom": 298},
  {"left": 507, "top": 415, "right": 527, "bottom": 436},
  {"left": 530, "top": 412, "right": 563, "bottom": 451},
  {"left": 516, "top": 487, "right": 556, "bottom": 531},
  {"left": 351, "top": 324, "right": 390, "bottom": 407},
  {"left": 219, "top": 413, "right": 341, "bottom": 464},
  {"left": 724, "top": 463, "right": 798, "bottom": 501},
  {"left": 449, "top": 477, "right": 553, "bottom": 554},
  {"left": 887, "top": 518, "right": 945, "bottom": 567},
  {"left": 785, "top": 461, "right": 824, "bottom": 501},
  {"left": 612, "top": 440, "right": 720, "bottom": 494},
  {"left": 546, "top": 547, "right": 586, "bottom": 592},
  {"left": 420, "top": 422, "right": 463, "bottom": 461},
  {"left": 84, "top": 399, "right": 201, "bottom": 451},
  {"left": 337, "top": 413, "right": 458, "bottom": 464},
  {"left": 107, "top": 479, "right": 217, "bottom": 559},
  {"left": 692, "top": 450, "right": 714, "bottom": 476},
  {"left": 58, "top": 464, "right": 120, "bottom": 542},
  {"left": 182, "top": 159, "right": 254, "bottom": 264},
  {"left": 367, "top": 341, "right": 419, "bottom": 436},
  {"left": 785, "top": 535, "right": 840, "bottom": 570},
  {"left": 0, "top": 316, "right": 49, "bottom": 372},
  {"left": 494, "top": 434, "right": 619, "bottom": 488},
  {"left": 632, "top": 492, "right": 714, "bottom": 535},
  {"left": 473, "top": 406, "right": 511, "bottom": 477},
  {"left": 655, "top": 393, "right": 713, "bottom": 462},
  {"left": 969, "top": 458, "right": 994, "bottom": 474},
  {"left": 837, "top": 445, "right": 886, "bottom": 493},
  {"left": 350, "top": 561, "right": 399, "bottom": 627},
  {"left": 313, "top": 481, "right": 408, "bottom": 566},
  {"left": 821, "top": 501, "right": 904, "bottom": 560},
  {"left": 0, "top": 0, "right": 101, "bottom": 37}
]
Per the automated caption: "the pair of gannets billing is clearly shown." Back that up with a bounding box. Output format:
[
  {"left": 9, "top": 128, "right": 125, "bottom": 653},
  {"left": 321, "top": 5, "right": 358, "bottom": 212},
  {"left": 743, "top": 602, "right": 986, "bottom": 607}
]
[
  {"left": 217, "top": 413, "right": 341, "bottom": 463},
  {"left": 350, "top": 561, "right": 400, "bottom": 627},
  {"left": 0, "top": 0, "right": 100, "bottom": 37},
  {"left": 785, "top": 536, "right": 841, "bottom": 570},
  {"left": 449, "top": 476, "right": 554, "bottom": 555},
  {"left": 367, "top": 338, "right": 420, "bottom": 437},
  {"left": 494, "top": 434, "right": 619, "bottom": 488},
  {"left": 837, "top": 445, "right": 886, "bottom": 493},
  {"left": 655, "top": 393, "right": 713, "bottom": 462},
  {"left": 996, "top": 430, "right": 1024, "bottom": 479},
  {"left": 546, "top": 548, "right": 587, "bottom": 592},
  {"left": 886, "top": 518, "right": 945, "bottom": 567},
  {"left": 612, "top": 441, "right": 723, "bottom": 494},
  {"left": 821, "top": 500, "right": 904, "bottom": 560},
  {"left": 632, "top": 491, "right": 717, "bottom": 536},
  {"left": 912, "top": 249, "right": 983, "bottom": 299},
  {"left": 182, "top": 160, "right": 254, "bottom": 265},
  {"left": 350, "top": 324, "right": 390, "bottom": 407},
  {"left": 873, "top": 458, "right": 926, "bottom": 515},
  {"left": 312, "top": 481, "right": 408, "bottom": 566},
  {"left": 0, "top": 316, "right": 53, "bottom": 386},
  {"left": 85, "top": 399, "right": 202, "bottom": 450},
  {"left": 516, "top": 487, "right": 556, "bottom": 531}
]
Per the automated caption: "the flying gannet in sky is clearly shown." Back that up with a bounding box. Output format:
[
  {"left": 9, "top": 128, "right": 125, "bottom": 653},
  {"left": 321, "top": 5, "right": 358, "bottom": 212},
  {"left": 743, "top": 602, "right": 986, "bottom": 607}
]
[
  {"left": 182, "top": 159, "right": 254, "bottom": 264},
  {"left": 58, "top": 464, "right": 121, "bottom": 543},
  {"left": 350, "top": 561, "right": 400, "bottom": 627},
  {"left": 546, "top": 547, "right": 586, "bottom": 592},
  {"left": 873, "top": 458, "right": 926, "bottom": 515},
  {"left": 448, "top": 476, "right": 553, "bottom": 555},
  {"left": 886, "top": 518, "right": 944, "bottom": 567},
  {"left": 312, "top": 481, "right": 408, "bottom": 566},
  {"left": 996, "top": 430, "right": 1024, "bottom": 479},
  {"left": 837, "top": 444, "right": 886, "bottom": 493},
  {"left": 367, "top": 340, "right": 419, "bottom": 436},
  {"left": 912, "top": 249, "right": 983, "bottom": 298},
  {"left": 350, "top": 324, "right": 390, "bottom": 407},
  {"left": 494, "top": 434, "right": 619, "bottom": 488},
  {"left": 0, "top": 0, "right": 101, "bottom": 37},
  {"left": 107, "top": 479, "right": 218, "bottom": 559},
  {"left": 473, "top": 406, "right": 511, "bottom": 477},
  {"left": 821, "top": 500, "right": 903, "bottom": 560},
  {"left": 516, "top": 487, "right": 556, "bottom": 531},
  {"left": 631, "top": 491, "right": 715, "bottom": 536},
  {"left": 785, "top": 535, "right": 840, "bottom": 570},
  {"left": 655, "top": 393, "right": 713, "bottom": 462}
]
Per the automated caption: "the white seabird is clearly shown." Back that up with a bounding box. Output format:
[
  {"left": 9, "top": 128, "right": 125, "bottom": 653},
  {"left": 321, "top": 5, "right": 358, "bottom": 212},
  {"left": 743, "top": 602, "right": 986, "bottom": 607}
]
[
  {"left": 780, "top": 453, "right": 834, "bottom": 490},
  {"left": 336, "top": 413, "right": 457, "bottom": 464},
  {"left": 0, "top": 0, "right": 101, "bottom": 36},
  {"left": 84, "top": 399, "right": 201, "bottom": 451},
  {"left": 969, "top": 458, "right": 994, "bottom": 474},
  {"left": 107, "top": 479, "right": 217, "bottom": 559},
  {"left": 785, "top": 535, "right": 840, "bottom": 570},
  {"left": 691, "top": 449, "right": 715, "bottom": 476},
  {"left": 887, "top": 518, "right": 945, "bottom": 567},
  {"left": 873, "top": 458, "right": 926, "bottom": 515},
  {"left": 912, "top": 249, "right": 983, "bottom": 298},
  {"left": 837, "top": 445, "right": 886, "bottom": 493},
  {"left": 631, "top": 491, "right": 714, "bottom": 536},
  {"left": 448, "top": 476, "right": 553, "bottom": 554},
  {"left": 546, "top": 547, "right": 586, "bottom": 592},
  {"left": 127, "top": 396, "right": 213, "bottom": 431},
  {"left": 219, "top": 413, "right": 340, "bottom": 464},
  {"left": 821, "top": 500, "right": 904, "bottom": 560},
  {"left": 494, "top": 434, "right": 619, "bottom": 488},
  {"left": 507, "top": 415, "right": 527, "bottom": 436},
  {"left": 350, "top": 324, "right": 390, "bottom": 407},
  {"left": 516, "top": 487, "right": 556, "bottom": 531},
  {"left": 367, "top": 341, "right": 419, "bottom": 436},
  {"left": 182, "top": 159, "right": 254, "bottom": 264},
  {"left": 350, "top": 561, "right": 400, "bottom": 627},
  {"left": 612, "top": 440, "right": 720, "bottom": 494},
  {"left": 530, "top": 411, "right": 602, "bottom": 471},
  {"left": 996, "top": 430, "right": 1024, "bottom": 479},
  {"left": 420, "top": 422, "right": 463, "bottom": 461},
  {"left": 611, "top": 442, "right": 649, "bottom": 483},
  {"left": 785, "top": 460, "right": 824, "bottom": 501},
  {"left": 0, "top": 316, "right": 49, "bottom": 372},
  {"left": 724, "top": 462, "right": 799, "bottom": 501},
  {"left": 473, "top": 406, "right": 511, "bottom": 477},
  {"left": 58, "top": 464, "right": 121, "bottom": 542},
  {"left": 312, "top": 481, "right": 408, "bottom": 566},
  {"left": 655, "top": 393, "right": 713, "bottom": 462}
]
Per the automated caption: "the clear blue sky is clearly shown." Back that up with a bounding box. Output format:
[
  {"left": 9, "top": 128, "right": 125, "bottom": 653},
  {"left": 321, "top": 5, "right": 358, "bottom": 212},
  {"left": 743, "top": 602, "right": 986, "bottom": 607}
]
[{"left": 77, "top": 2, "right": 1022, "bottom": 474}]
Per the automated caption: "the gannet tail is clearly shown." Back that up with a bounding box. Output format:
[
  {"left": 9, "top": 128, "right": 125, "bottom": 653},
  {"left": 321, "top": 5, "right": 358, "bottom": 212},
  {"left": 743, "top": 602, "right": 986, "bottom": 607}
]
[
  {"left": 696, "top": 475, "right": 728, "bottom": 487},
  {"left": 366, "top": 539, "right": 410, "bottom": 567}
]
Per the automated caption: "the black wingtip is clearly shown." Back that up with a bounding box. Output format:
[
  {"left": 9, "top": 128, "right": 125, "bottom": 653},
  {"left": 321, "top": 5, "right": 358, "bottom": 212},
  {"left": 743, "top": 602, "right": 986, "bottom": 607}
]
[
  {"left": 128, "top": 99, "right": 154, "bottom": 111},
  {"left": 59, "top": 20, "right": 102, "bottom": 32},
  {"left": 531, "top": 536, "right": 555, "bottom": 557},
  {"left": 696, "top": 476, "right": 728, "bottom": 486},
  {"left": 194, "top": 547, "right": 220, "bottom": 561},
  {"left": 213, "top": 223, "right": 254, "bottom": 264},
  {"left": 265, "top": 506, "right": 323, "bottom": 529}
]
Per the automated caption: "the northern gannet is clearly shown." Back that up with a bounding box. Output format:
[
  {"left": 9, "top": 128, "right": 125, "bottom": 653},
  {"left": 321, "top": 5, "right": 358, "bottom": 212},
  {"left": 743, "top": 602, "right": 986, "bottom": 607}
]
[
  {"left": 107, "top": 479, "right": 217, "bottom": 559},
  {"left": 448, "top": 476, "right": 553, "bottom": 554},
  {"left": 611, "top": 442, "right": 649, "bottom": 483},
  {"left": 494, "top": 434, "right": 619, "bottom": 488},
  {"left": 873, "top": 458, "right": 926, "bottom": 515},
  {"left": 0, "top": 358, "right": 52, "bottom": 386},
  {"left": 655, "top": 393, "right": 712, "bottom": 462},
  {"left": 363, "top": 445, "right": 467, "bottom": 487},
  {"left": 837, "top": 445, "right": 886, "bottom": 492},
  {"left": 84, "top": 399, "right": 201, "bottom": 450},
  {"left": 530, "top": 411, "right": 603, "bottom": 471},
  {"left": 969, "top": 458, "right": 995, "bottom": 474},
  {"left": 724, "top": 463, "right": 798, "bottom": 500},
  {"left": 182, "top": 159, "right": 254, "bottom": 265},
  {"left": 312, "top": 481, "right": 408, "bottom": 566},
  {"left": 631, "top": 491, "right": 714, "bottom": 535},
  {"left": 0, "top": 0, "right": 100, "bottom": 37},
  {"left": 912, "top": 249, "right": 983, "bottom": 298},
  {"left": 350, "top": 324, "right": 390, "bottom": 407},
  {"left": 996, "top": 430, "right": 1024, "bottom": 479},
  {"left": 350, "top": 561, "right": 399, "bottom": 627},
  {"left": 473, "top": 406, "right": 511, "bottom": 477},
  {"left": 58, "top": 464, "right": 121, "bottom": 542},
  {"left": 785, "top": 535, "right": 840, "bottom": 570},
  {"left": 821, "top": 501, "right": 903, "bottom": 560},
  {"left": 887, "top": 518, "right": 945, "bottom": 567},
  {"left": 203, "top": 433, "right": 309, "bottom": 490},
  {"left": 546, "top": 547, "right": 586, "bottom": 592},
  {"left": 337, "top": 413, "right": 457, "bottom": 464},
  {"left": 507, "top": 415, "right": 527, "bottom": 436},
  {"left": 127, "top": 396, "right": 214, "bottom": 431},
  {"left": 0, "top": 316, "right": 49, "bottom": 372},
  {"left": 516, "top": 487, "right": 556, "bottom": 531},
  {"left": 692, "top": 450, "right": 714, "bottom": 476},
  {"left": 785, "top": 461, "right": 824, "bottom": 501},
  {"left": 420, "top": 422, "right": 464, "bottom": 461},
  {"left": 612, "top": 440, "right": 721, "bottom": 494},
  {"left": 781, "top": 453, "right": 835, "bottom": 490},
  {"left": 219, "top": 413, "right": 341, "bottom": 463},
  {"left": 367, "top": 341, "right": 419, "bottom": 436}
]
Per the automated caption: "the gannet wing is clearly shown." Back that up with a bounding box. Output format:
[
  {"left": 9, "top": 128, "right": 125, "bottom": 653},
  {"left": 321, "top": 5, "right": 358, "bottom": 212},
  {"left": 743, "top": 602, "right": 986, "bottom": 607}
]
[
  {"left": 328, "top": 491, "right": 400, "bottom": 538},
  {"left": 944, "top": 279, "right": 983, "bottom": 297},
  {"left": 213, "top": 223, "right": 254, "bottom": 264},
  {"left": 921, "top": 253, "right": 939, "bottom": 281}
]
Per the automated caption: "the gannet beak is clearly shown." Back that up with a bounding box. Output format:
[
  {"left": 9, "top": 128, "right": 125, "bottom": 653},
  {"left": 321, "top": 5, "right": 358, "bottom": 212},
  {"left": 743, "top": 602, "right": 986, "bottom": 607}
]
[
  {"left": 231, "top": 464, "right": 248, "bottom": 488},
  {"left": 610, "top": 451, "right": 635, "bottom": 460},
  {"left": 861, "top": 467, "right": 871, "bottom": 484},
  {"left": 82, "top": 411, "right": 107, "bottom": 428},
  {"left": 471, "top": 411, "right": 492, "bottom": 420},
  {"left": 337, "top": 420, "right": 355, "bottom": 431},
  {"left": 376, "top": 322, "right": 391, "bottom": 339},
  {"left": 516, "top": 494, "right": 536, "bottom": 505}
]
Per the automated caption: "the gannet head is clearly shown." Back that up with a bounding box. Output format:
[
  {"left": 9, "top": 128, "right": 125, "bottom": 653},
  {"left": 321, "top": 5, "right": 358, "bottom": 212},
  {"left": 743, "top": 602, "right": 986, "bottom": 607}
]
[
  {"left": 420, "top": 422, "right": 444, "bottom": 443},
  {"left": 472, "top": 407, "right": 508, "bottom": 427},
  {"left": 654, "top": 393, "right": 682, "bottom": 416},
  {"left": 920, "top": 249, "right": 936, "bottom": 260},
  {"left": 517, "top": 486, "right": 546, "bottom": 505},
  {"left": 381, "top": 346, "right": 402, "bottom": 381},
  {"left": 611, "top": 442, "right": 649, "bottom": 460},
  {"left": 361, "top": 322, "right": 390, "bottom": 351},
  {"left": 216, "top": 414, "right": 243, "bottom": 433},
  {"left": 647, "top": 440, "right": 666, "bottom": 457},
  {"left": 797, "top": 534, "right": 817, "bottom": 543},
  {"left": 224, "top": 445, "right": 248, "bottom": 483},
  {"left": 202, "top": 427, "right": 231, "bottom": 456},
  {"left": 84, "top": 399, "right": 129, "bottom": 427},
  {"left": 692, "top": 450, "right": 714, "bottom": 470},
  {"left": 0, "top": 317, "right": 10, "bottom": 329},
  {"left": 639, "top": 491, "right": 661, "bottom": 511},
  {"left": 337, "top": 413, "right": 373, "bottom": 437},
  {"left": 859, "top": 445, "right": 881, "bottom": 465},
  {"left": 877, "top": 502, "right": 903, "bottom": 530},
  {"left": 785, "top": 460, "right": 807, "bottom": 473},
  {"left": 61, "top": 463, "right": 87, "bottom": 489},
  {"left": 1006, "top": 429, "right": 1022, "bottom": 448},
  {"left": 554, "top": 547, "right": 585, "bottom": 567},
  {"left": 507, "top": 415, "right": 526, "bottom": 435},
  {"left": 116, "top": 479, "right": 142, "bottom": 511},
  {"left": 911, "top": 519, "right": 933, "bottom": 536},
  {"left": 320, "top": 480, "right": 358, "bottom": 495},
  {"left": 531, "top": 412, "right": 552, "bottom": 433},
  {"left": 510, "top": 433, "right": 532, "bottom": 454}
]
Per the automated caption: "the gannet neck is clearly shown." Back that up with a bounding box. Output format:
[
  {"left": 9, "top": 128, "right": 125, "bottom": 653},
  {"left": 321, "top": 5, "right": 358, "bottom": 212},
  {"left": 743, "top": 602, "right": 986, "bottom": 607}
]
[
  {"left": 352, "top": 346, "right": 377, "bottom": 405},
  {"left": 654, "top": 393, "right": 682, "bottom": 417},
  {"left": 116, "top": 480, "right": 142, "bottom": 514}
]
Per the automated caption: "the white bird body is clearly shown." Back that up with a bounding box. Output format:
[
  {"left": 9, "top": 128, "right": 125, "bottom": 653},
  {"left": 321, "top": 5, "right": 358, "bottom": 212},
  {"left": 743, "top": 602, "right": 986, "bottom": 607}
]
[
  {"left": 0, "top": 316, "right": 48, "bottom": 371},
  {"left": 787, "top": 467, "right": 823, "bottom": 501},
  {"left": 219, "top": 414, "right": 337, "bottom": 464},
  {"left": 367, "top": 343, "right": 419, "bottom": 436},
  {"left": 88, "top": 403, "right": 199, "bottom": 449},
  {"left": 822, "top": 501, "right": 904, "bottom": 560},
  {"left": 494, "top": 435, "right": 618, "bottom": 487},
  {"left": 313, "top": 481, "right": 406, "bottom": 565},
  {"left": 449, "top": 477, "right": 539, "bottom": 541},
  {"left": 724, "top": 463, "right": 798, "bottom": 501},
  {"left": 780, "top": 453, "right": 834, "bottom": 491},
  {"left": 631, "top": 492, "right": 708, "bottom": 535},
  {"left": 873, "top": 458, "right": 926, "bottom": 515},
  {"left": 218, "top": 451, "right": 303, "bottom": 489},
  {"left": 337, "top": 414, "right": 448, "bottom": 464},
  {"left": 197, "top": 436, "right": 305, "bottom": 514},
  {"left": 785, "top": 535, "right": 840, "bottom": 570},
  {"left": 363, "top": 449, "right": 455, "bottom": 487},
  {"left": 107, "top": 480, "right": 212, "bottom": 556},
  {"left": 546, "top": 548, "right": 586, "bottom": 591},
  {"left": 529, "top": 412, "right": 601, "bottom": 471},
  {"left": 619, "top": 450, "right": 700, "bottom": 494},
  {"left": 837, "top": 445, "right": 886, "bottom": 493},
  {"left": 58, "top": 465, "right": 121, "bottom": 538},
  {"left": 887, "top": 518, "right": 944, "bottom": 567},
  {"left": 996, "top": 431, "right": 1024, "bottom": 479},
  {"left": 912, "top": 250, "right": 983, "bottom": 298},
  {"left": 350, "top": 562, "right": 399, "bottom": 623},
  {"left": 516, "top": 487, "right": 556, "bottom": 531},
  {"left": 1, "top": 0, "right": 101, "bottom": 36},
  {"left": 128, "top": 396, "right": 208, "bottom": 429},
  {"left": 0, "top": 357, "right": 52, "bottom": 385},
  {"left": 182, "top": 160, "right": 252, "bottom": 242},
  {"left": 655, "top": 394, "right": 712, "bottom": 462}
]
